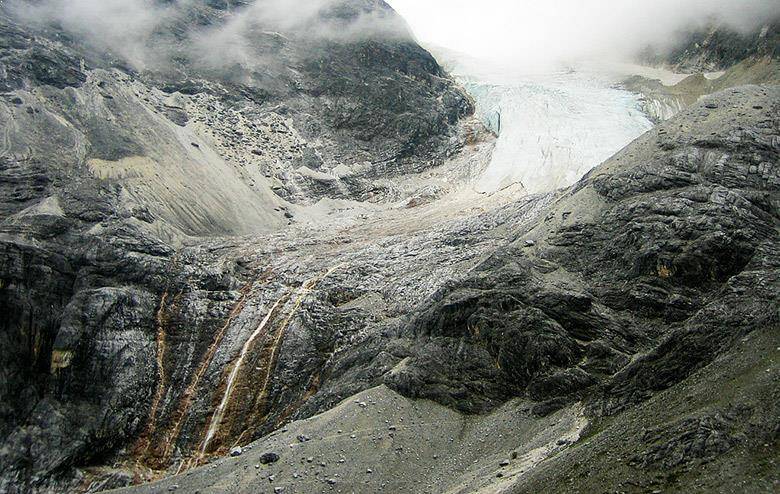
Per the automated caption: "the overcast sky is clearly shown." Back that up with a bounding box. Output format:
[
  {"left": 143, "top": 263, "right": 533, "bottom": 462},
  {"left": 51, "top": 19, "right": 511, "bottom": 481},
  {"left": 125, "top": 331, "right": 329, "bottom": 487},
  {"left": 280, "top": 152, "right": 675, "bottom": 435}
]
[{"left": 386, "top": 0, "right": 779, "bottom": 65}]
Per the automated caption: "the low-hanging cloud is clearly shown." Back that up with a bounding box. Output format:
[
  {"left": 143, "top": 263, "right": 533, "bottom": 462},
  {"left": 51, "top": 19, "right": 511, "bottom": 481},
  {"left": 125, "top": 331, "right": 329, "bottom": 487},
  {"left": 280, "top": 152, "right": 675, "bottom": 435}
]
[
  {"left": 6, "top": 0, "right": 412, "bottom": 70},
  {"left": 189, "top": 0, "right": 410, "bottom": 70},
  {"left": 8, "top": 0, "right": 778, "bottom": 73},
  {"left": 387, "top": 0, "right": 780, "bottom": 67},
  {"left": 8, "top": 0, "right": 174, "bottom": 67}
]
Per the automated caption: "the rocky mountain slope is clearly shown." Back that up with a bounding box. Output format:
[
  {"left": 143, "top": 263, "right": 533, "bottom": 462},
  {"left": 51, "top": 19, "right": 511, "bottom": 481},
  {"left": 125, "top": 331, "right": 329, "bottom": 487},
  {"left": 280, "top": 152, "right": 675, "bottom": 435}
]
[
  {"left": 117, "top": 84, "right": 780, "bottom": 494},
  {"left": 0, "top": 0, "right": 483, "bottom": 491},
  {"left": 0, "top": 0, "right": 475, "bottom": 239},
  {"left": 0, "top": 1, "right": 778, "bottom": 494}
]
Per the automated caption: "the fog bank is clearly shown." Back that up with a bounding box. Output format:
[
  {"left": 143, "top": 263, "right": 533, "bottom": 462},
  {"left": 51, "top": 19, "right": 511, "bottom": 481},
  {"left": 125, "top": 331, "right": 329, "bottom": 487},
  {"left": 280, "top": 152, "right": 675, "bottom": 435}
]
[{"left": 387, "top": 0, "right": 779, "bottom": 68}]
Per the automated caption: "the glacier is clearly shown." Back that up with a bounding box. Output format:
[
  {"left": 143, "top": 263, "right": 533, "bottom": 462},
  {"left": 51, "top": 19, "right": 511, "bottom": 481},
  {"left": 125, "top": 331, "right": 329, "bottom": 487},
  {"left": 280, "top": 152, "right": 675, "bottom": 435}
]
[{"left": 448, "top": 59, "right": 654, "bottom": 194}]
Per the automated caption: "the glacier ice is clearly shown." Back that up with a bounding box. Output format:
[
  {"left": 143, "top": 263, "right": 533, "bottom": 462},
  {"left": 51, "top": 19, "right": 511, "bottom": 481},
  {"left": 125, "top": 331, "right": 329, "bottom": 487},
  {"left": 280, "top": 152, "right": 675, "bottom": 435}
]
[{"left": 452, "top": 62, "right": 654, "bottom": 194}]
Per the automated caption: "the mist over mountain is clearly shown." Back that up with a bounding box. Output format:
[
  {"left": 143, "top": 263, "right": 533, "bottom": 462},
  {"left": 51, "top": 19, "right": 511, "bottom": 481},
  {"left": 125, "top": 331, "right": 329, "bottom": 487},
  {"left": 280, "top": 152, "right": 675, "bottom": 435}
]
[
  {"left": 388, "top": 0, "right": 780, "bottom": 69},
  {"left": 7, "top": 0, "right": 412, "bottom": 70}
]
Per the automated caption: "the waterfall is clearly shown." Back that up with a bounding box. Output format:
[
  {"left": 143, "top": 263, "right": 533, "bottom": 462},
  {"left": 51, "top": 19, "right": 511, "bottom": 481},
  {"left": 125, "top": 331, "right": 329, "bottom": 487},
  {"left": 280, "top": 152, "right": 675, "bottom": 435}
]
[
  {"left": 199, "top": 264, "right": 343, "bottom": 457},
  {"left": 199, "top": 296, "right": 284, "bottom": 456}
]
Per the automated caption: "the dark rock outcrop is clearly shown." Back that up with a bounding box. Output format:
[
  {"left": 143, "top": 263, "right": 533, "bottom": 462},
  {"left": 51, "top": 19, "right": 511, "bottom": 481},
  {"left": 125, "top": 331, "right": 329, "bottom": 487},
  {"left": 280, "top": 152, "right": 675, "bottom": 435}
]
[{"left": 385, "top": 86, "right": 778, "bottom": 419}]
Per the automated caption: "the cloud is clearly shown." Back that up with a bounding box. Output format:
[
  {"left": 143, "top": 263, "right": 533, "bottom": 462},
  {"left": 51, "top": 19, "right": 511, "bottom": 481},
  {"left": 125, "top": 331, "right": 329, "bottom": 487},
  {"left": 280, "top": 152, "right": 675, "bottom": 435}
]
[
  {"left": 6, "top": 0, "right": 412, "bottom": 71},
  {"left": 190, "top": 0, "right": 410, "bottom": 67},
  {"left": 9, "top": 0, "right": 777, "bottom": 73},
  {"left": 8, "top": 0, "right": 174, "bottom": 68},
  {"left": 386, "top": 0, "right": 780, "bottom": 67}
]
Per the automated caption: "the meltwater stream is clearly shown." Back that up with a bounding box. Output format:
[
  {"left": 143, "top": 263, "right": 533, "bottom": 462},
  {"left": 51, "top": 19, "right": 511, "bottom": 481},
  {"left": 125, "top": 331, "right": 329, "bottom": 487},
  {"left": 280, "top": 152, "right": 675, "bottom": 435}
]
[{"left": 445, "top": 57, "right": 654, "bottom": 194}]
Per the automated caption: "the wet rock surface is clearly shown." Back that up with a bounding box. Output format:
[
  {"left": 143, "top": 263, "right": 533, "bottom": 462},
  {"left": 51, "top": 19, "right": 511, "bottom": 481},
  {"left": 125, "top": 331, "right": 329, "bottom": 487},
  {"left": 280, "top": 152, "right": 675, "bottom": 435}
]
[{"left": 0, "top": 1, "right": 778, "bottom": 493}]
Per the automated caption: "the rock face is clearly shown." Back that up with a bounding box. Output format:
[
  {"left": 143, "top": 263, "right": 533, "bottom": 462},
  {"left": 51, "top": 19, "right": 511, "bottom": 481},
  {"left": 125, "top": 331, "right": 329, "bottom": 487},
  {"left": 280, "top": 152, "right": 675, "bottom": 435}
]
[
  {"left": 627, "top": 18, "right": 780, "bottom": 123},
  {"left": 0, "top": 0, "right": 480, "bottom": 491},
  {"left": 0, "top": 1, "right": 778, "bottom": 494},
  {"left": 0, "top": 0, "right": 474, "bottom": 238}
]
